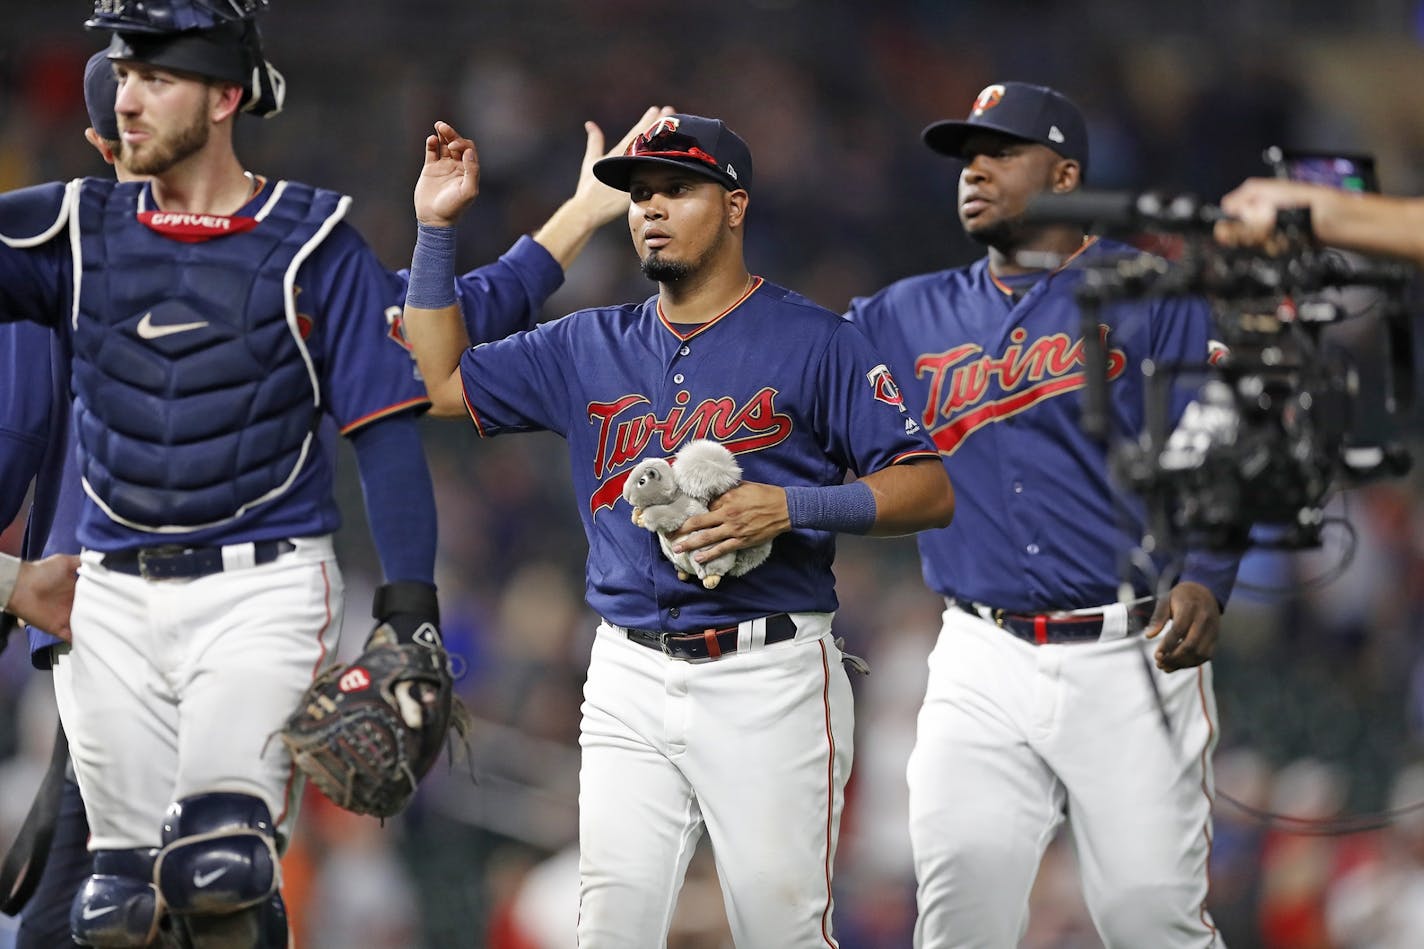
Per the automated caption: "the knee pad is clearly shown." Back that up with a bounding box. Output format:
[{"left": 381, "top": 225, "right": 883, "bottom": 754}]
[
  {"left": 70, "top": 849, "right": 164, "bottom": 948},
  {"left": 169, "top": 892, "right": 289, "bottom": 949},
  {"left": 155, "top": 793, "right": 287, "bottom": 947}
]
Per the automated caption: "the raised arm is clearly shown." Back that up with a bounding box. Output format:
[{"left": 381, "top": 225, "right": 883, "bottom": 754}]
[
  {"left": 401, "top": 122, "right": 482, "bottom": 418},
  {"left": 532, "top": 106, "right": 673, "bottom": 269},
  {"left": 404, "top": 110, "right": 674, "bottom": 418}
]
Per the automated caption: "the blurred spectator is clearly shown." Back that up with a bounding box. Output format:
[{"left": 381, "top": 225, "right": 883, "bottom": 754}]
[{"left": 1326, "top": 762, "right": 1424, "bottom": 949}]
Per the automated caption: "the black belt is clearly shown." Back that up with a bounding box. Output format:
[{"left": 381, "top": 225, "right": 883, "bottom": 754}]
[
  {"left": 622, "top": 613, "right": 797, "bottom": 662},
  {"left": 101, "top": 540, "right": 296, "bottom": 581},
  {"left": 951, "top": 598, "right": 1154, "bottom": 645}
]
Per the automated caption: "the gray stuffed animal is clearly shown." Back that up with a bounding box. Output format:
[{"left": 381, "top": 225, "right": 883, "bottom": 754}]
[{"left": 622, "top": 439, "right": 772, "bottom": 588}]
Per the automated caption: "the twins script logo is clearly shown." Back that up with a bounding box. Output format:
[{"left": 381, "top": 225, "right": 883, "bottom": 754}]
[
  {"left": 586, "top": 387, "right": 792, "bottom": 515},
  {"left": 915, "top": 325, "right": 1127, "bottom": 455}
]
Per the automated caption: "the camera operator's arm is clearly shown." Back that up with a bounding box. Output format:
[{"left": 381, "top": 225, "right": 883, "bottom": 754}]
[{"left": 1216, "top": 178, "right": 1424, "bottom": 268}]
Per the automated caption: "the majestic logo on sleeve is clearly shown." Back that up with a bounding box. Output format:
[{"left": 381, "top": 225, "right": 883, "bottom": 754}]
[
  {"left": 586, "top": 387, "right": 792, "bottom": 515},
  {"left": 916, "top": 325, "right": 1127, "bottom": 455}
]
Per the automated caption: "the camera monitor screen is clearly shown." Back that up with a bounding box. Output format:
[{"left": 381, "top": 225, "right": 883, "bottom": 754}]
[{"left": 1266, "top": 148, "right": 1378, "bottom": 193}]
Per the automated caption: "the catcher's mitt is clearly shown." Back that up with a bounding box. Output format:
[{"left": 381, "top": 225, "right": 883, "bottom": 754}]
[{"left": 278, "top": 583, "right": 467, "bottom": 818}]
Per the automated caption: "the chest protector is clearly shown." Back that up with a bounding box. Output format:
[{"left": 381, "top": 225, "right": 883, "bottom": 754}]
[{"left": 71, "top": 178, "right": 346, "bottom": 532}]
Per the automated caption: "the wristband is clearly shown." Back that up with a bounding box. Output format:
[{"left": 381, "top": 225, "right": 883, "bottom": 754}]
[
  {"left": 784, "top": 481, "right": 877, "bottom": 535},
  {"left": 405, "top": 223, "right": 458, "bottom": 309},
  {"left": 371, "top": 580, "right": 443, "bottom": 648}
]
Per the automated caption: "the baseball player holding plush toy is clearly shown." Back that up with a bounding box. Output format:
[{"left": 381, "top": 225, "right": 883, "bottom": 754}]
[
  {"left": 847, "top": 81, "right": 1241, "bottom": 948},
  {"left": 403, "top": 112, "right": 955, "bottom": 947}
]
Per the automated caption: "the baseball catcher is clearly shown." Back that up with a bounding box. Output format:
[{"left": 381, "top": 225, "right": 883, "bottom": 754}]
[{"left": 278, "top": 581, "right": 469, "bottom": 818}]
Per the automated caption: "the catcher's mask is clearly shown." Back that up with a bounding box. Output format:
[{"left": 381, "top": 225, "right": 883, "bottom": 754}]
[{"left": 87, "top": 0, "right": 285, "bottom": 117}]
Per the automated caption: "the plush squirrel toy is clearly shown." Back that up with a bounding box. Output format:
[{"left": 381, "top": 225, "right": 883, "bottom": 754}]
[{"left": 622, "top": 439, "right": 773, "bottom": 589}]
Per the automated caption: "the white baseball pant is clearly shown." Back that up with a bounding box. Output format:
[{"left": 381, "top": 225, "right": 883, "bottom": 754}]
[
  {"left": 577, "top": 613, "right": 854, "bottom": 948},
  {"left": 52, "top": 536, "right": 343, "bottom": 851},
  {"left": 907, "top": 602, "right": 1222, "bottom": 948}
]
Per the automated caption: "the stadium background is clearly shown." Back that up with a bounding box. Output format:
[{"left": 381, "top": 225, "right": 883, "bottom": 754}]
[{"left": 4, "top": 1, "right": 1424, "bottom": 945}]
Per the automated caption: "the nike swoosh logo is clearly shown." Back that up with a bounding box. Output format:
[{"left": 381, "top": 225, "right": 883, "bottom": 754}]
[
  {"left": 193, "top": 867, "right": 229, "bottom": 888},
  {"left": 137, "top": 312, "right": 209, "bottom": 340},
  {"left": 82, "top": 904, "right": 119, "bottom": 920}
]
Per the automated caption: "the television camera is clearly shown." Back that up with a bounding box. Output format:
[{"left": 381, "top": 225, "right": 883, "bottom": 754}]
[{"left": 1024, "top": 160, "right": 1414, "bottom": 552}]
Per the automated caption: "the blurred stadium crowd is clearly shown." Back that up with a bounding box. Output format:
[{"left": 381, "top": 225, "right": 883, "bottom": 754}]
[{"left": 5, "top": 1, "right": 1424, "bottom": 946}]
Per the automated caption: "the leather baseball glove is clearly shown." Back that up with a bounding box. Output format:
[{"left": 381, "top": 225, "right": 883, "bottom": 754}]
[{"left": 278, "top": 582, "right": 467, "bottom": 818}]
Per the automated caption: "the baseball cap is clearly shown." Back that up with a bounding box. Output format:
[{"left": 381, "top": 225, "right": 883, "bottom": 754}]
[
  {"left": 593, "top": 114, "right": 753, "bottom": 193},
  {"left": 84, "top": 50, "right": 120, "bottom": 142},
  {"left": 922, "top": 82, "right": 1089, "bottom": 173}
]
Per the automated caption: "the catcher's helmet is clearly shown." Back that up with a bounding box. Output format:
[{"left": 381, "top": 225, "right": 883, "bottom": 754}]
[
  {"left": 87, "top": 0, "right": 285, "bottom": 118},
  {"left": 86, "top": 0, "right": 268, "bottom": 33}
]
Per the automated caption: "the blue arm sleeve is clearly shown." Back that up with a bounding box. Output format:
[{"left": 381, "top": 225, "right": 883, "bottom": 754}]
[
  {"left": 1180, "top": 548, "right": 1242, "bottom": 610},
  {"left": 0, "top": 436, "right": 44, "bottom": 529},
  {"left": 457, "top": 235, "right": 565, "bottom": 341},
  {"left": 0, "top": 321, "right": 59, "bottom": 526},
  {"left": 395, "top": 235, "right": 566, "bottom": 344},
  {"left": 348, "top": 415, "right": 437, "bottom": 584}
]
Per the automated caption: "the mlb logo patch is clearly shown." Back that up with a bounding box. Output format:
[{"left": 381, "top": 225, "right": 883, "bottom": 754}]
[{"left": 866, "top": 364, "right": 907, "bottom": 411}]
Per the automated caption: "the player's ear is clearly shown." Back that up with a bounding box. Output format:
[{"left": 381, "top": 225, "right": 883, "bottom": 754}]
[
  {"left": 209, "top": 81, "right": 245, "bottom": 124},
  {"left": 725, "top": 189, "right": 749, "bottom": 229},
  {"left": 1051, "top": 159, "right": 1082, "bottom": 194},
  {"left": 84, "top": 128, "right": 118, "bottom": 167}
]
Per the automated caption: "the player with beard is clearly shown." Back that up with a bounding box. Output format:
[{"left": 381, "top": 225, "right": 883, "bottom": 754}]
[
  {"left": 400, "top": 112, "right": 954, "bottom": 947},
  {"left": 0, "top": 39, "right": 656, "bottom": 945},
  {"left": 847, "top": 82, "right": 1240, "bottom": 948},
  {"left": 0, "top": 4, "right": 442, "bottom": 945}
]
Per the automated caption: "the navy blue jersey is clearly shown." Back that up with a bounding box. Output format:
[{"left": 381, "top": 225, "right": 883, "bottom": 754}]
[
  {"left": 460, "top": 277, "right": 940, "bottom": 631},
  {"left": 847, "top": 239, "right": 1239, "bottom": 610}
]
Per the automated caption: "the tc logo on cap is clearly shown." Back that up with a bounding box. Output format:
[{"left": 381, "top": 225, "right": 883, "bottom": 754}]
[
  {"left": 971, "top": 84, "right": 1006, "bottom": 116},
  {"left": 642, "top": 115, "right": 681, "bottom": 142}
]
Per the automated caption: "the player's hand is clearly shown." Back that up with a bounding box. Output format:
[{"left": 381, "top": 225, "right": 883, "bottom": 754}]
[
  {"left": 1143, "top": 581, "right": 1219, "bottom": 672},
  {"left": 1214, "top": 178, "right": 1317, "bottom": 253},
  {"left": 565, "top": 106, "right": 675, "bottom": 228},
  {"left": 671, "top": 482, "right": 790, "bottom": 564},
  {"left": 415, "top": 121, "right": 481, "bottom": 227},
  {"left": 6, "top": 554, "right": 81, "bottom": 643}
]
